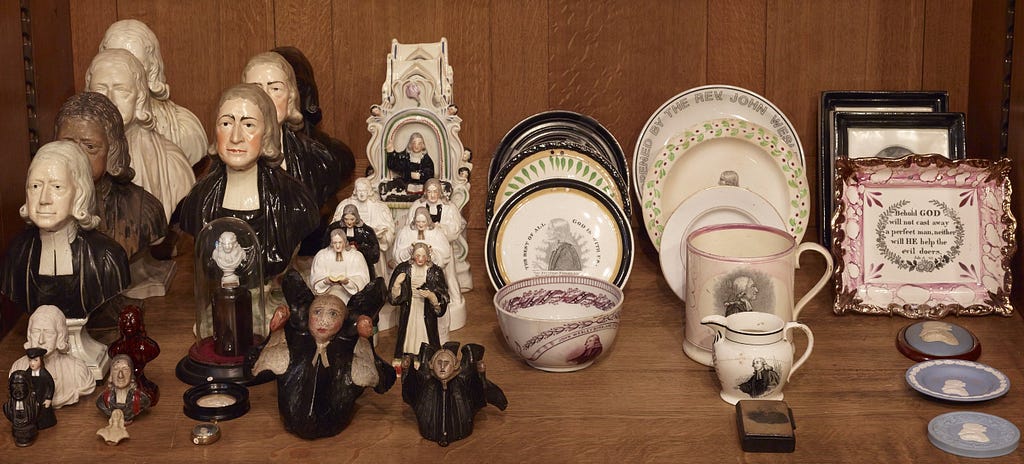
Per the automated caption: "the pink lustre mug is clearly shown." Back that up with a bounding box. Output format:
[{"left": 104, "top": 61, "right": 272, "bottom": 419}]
[{"left": 684, "top": 224, "right": 832, "bottom": 366}]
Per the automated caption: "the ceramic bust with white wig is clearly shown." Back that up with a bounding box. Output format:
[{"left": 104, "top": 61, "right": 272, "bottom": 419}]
[
  {"left": 99, "top": 19, "right": 208, "bottom": 166},
  {"left": 86, "top": 48, "right": 196, "bottom": 221},
  {"left": 178, "top": 83, "right": 318, "bottom": 281},
  {"left": 0, "top": 141, "right": 130, "bottom": 320},
  {"left": 242, "top": 51, "right": 342, "bottom": 208},
  {"left": 9, "top": 305, "right": 95, "bottom": 408}
]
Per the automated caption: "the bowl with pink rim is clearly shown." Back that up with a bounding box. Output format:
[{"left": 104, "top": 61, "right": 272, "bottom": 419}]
[{"left": 493, "top": 275, "right": 623, "bottom": 372}]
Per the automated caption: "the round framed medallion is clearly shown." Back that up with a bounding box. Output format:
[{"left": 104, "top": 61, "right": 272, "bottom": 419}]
[
  {"left": 485, "top": 179, "right": 633, "bottom": 290},
  {"left": 896, "top": 321, "right": 981, "bottom": 362}
]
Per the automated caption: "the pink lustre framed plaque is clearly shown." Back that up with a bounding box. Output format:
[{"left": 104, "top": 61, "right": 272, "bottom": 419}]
[{"left": 832, "top": 155, "right": 1016, "bottom": 318}]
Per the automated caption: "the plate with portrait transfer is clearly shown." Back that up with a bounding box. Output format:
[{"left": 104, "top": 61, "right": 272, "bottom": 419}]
[
  {"left": 633, "top": 85, "right": 804, "bottom": 198},
  {"left": 928, "top": 411, "right": 1020, "bottom": 458},
  {"left": 486, "top": 141, "right": 629, "bottom": 226},
  {"left": 906, "top": 360, "right": 1010, "bottom": 403},
  {"left": 489, "top": 110, "right": 627, "bottom": 188},
  {"left": 641, "top": 118, "right": 809, "bottom": 250},
  {"left": 485, "top": 178, "right": 633, "bottom": 291}
]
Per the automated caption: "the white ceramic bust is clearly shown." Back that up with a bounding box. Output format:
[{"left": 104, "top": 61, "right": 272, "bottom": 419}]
[
  {"left": 212, "top": 231, "right": 245, "bottom": 287},
  {"left": 99, "top": 19, "right": 208, "bottom": 166},
  {"left": 86, "top": 48, "right": 196, "bottom": 220},
  {"left": 9, "top": 305, "right": 95, "bottom": 408}
]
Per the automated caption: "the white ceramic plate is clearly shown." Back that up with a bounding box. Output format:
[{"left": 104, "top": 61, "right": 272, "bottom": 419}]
[
  {"left": 641, "top": 118, "right": 808, "bottom": 249},
  {"left": 633, "top": 85, "right": 804, "bottom": 197},
  {"left": 659, "top": 186, "right": 785, "bottom": 301},
  {"left": 485, "top": 179, "right": 633, "bottom": 290}
]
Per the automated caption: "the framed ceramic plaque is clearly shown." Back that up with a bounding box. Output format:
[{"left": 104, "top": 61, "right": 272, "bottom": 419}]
[
  {"left": 485, "top": 179, "right": 633, "bottom": 290},
  {"left": 832, "top": 155, "right": 1015, "bottom": 318},
  {"left": 818, "top": 91, "right": 947, "bottom": 236},
  {"left": 820, "top": 110, "right": 964, "bottom": 246}
]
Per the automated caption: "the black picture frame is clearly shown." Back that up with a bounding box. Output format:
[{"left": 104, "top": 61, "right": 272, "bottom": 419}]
[{"left": 817, "top": 91, "right": 948, "bottom": 246}]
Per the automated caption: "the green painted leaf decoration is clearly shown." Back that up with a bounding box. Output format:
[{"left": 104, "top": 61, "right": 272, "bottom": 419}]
[{"left": 513, "top": 175, "right": 525, "bottom": 184}]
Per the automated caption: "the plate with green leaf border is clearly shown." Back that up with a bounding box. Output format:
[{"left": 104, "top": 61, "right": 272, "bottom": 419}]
[
  {"left": 641, "top": 118, "right": 809, "bottom": 250},
  {"left": 486, "top": 141, "right": 629, "bottom": 225}
]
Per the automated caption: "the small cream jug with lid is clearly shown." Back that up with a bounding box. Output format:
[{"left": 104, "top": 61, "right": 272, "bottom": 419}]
[{"left": 701, "top": 312, "right": 813, "bottom": 405}]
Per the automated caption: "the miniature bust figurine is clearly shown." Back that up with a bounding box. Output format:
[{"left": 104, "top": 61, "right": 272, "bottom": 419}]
[
  {"left": 385, "top": 132, "right": 435, "bottom": 196},
  {"left": 24, "top": 348, "right": 55, "bottom": 430},
  {"left": 99, "top": 19, "right": 208, "bottom": 166},
  {"left": 401, "top": 342, "right": 508, "bottom": 446},
  {"left": 0, "top": 141, "right": 131, "bottom": 320},
  {"left": 55, "top": 91, "right": 167, "bottom": 259},
  {"left": 271, "top": 45, "right": 355, "bottom": 183},
  {"left": 4, "top": 371, "right": 38, "bottom": 447},
  {"left": 242, "top": 51, "right": 342, "bottom": 208},
  {"left": 333, "top": 178, "right": 395, "bottom": 283},
  {"left": 96, "top": 354, "right": 152, "bottom": 424},
  {"left": 107, "top": 305, "right": 160, "bottom": 405},
  {"left": 249, "top": 270, "right": 395, "bottom": 439},
  {"left": 213, "top": 231, "right": 245, "bottom": 287},
  {"left": 96, "top": 409, "right": 129, "bottom": 445},
  {"left": 388, "top": 242, "right": 449, "bottom": 364},
  {"left": 10, "top": 305, "right": 95, "bottom": 408},
  {"left": 179, "top": 83, "right": 318, "bottom": 281},
  {"left": 86, "top": 48, "right": 196, "bottom": 221},
  {"left": 410, "top": 178, "right": 470, "bottom": 293},
  {"left": 310, "top": 228, "right": 370, "bottom": 303}
]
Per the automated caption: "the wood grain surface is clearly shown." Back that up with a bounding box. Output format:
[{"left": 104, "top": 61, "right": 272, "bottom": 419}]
[{"left": 0, "top": 228, "right": 1021, "bottom": 463}]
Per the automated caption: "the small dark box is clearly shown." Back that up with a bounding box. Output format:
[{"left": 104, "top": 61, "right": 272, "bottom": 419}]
[{"left": 735, "top": 400, "right": 796, "bottom": 453}]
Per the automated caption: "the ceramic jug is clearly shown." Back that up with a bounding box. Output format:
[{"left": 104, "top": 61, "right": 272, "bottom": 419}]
[{"left": 701, "top": 312, "right": 813, "bottom": 405}]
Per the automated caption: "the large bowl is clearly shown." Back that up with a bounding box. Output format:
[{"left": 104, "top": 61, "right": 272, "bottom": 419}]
[{"left": 493, "top": 276, "right": 623, "bottom": 372}]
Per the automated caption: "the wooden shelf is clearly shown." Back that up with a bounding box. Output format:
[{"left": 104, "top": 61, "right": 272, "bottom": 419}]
[{"left": 0, "top": 227, "right": 1021, "bottom": 462}]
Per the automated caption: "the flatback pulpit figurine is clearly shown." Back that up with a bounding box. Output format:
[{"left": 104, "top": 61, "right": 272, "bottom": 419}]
[
  {"left": 326, "top": 204, "right": 381, "bottom": 279},
  {"left": 0, "top": 141, "right": 130, "bottom": 321},
  {"left": 86, "top": 48, "right": 196, "bottom": 221},
  {"left": 402, "top": 342, "right": 507, "bottom": 446},
  {"left": 10, "top": 305, "right": 95, "bottom": 408},
  {"left": 392, "top": 209, "right": 463, "bottom": 338},
  {"left": 242, "top": 51, "right": 342, "bottom": 209},
  {"left": 333, "top": 178, "right": 395, "bottom": 289},
  {"left": 99, "top": 19, "right": 208, "bottom": 166},
  {"left": 310, "top": 228, "right": 371, "bottom": 303},
  {"left": 249, "top": 270, "right": 395, "bottom": 439},
  {"left": 410, "top": 177, "right": 471, "bottom": 298},
  {"left": 179, "top": 83, "right": 318, "bottom": 281}
]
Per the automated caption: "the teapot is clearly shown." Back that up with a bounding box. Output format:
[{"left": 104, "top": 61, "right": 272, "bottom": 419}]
[{"left": 701, "top": 312, "right": 813, "bottom": 404}]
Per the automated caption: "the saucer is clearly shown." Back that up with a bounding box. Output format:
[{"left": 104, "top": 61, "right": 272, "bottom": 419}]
[
  {"left": 928, "top": 411, "right": 1019, "bottom": 458},
  {"left": 659, "top": 186, "right": 785, "bottom": 301},
  {"left": 905, "top": 359, "right": 1009, "bottom": 402},
  {"left": 896, "top": 321, "right": 981, "bottom": 362}
]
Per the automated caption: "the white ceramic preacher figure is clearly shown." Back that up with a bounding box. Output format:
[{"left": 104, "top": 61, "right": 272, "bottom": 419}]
[
  {"left": 86, "top": 48, "right": 196, "bottom": 221},
  {"left": 409, "top": 178, "right": 471, "bottom": 293},
  {"left": 99, "top": 19, "right": 208, "bottom": 166},
  {"left": 10, "top": 305, "right": 96, "bottom": 408}
]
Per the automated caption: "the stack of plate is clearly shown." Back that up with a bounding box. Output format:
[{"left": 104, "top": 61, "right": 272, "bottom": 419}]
[
  {"left": 633, "top": 86, "right": 809, "bottom": 301},
  {"left": 484, "top": 110, "right": 633, "bottom": 291}
]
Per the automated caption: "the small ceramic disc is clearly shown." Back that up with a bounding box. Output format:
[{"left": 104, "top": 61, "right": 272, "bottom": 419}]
[
  {"left": 905, "top": 360, "right": 1010, "bottom": 402},
  {"left": 896, "top": 321, "right": 980, "bottom": 362},
  {"left": 928, "top": 411, "right": 1019, "bottom": 458}
]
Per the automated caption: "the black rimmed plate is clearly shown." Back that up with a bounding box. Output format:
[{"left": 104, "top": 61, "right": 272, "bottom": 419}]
[
  {"left": 485, "top": 178, "right": 633, "bottom": 290},
  {"left": 486, "top": 140, "right": 630, "bottom": 226},
  {"left": 489, "top": 110, "right": 627, "bottom": 188}
]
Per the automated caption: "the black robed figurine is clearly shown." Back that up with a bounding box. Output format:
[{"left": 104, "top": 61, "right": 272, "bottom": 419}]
[
  {"left": 4, "top": 371, "right": 39, "bottom": 447},
  {"left": 248, "top": 270, "right": 395, "bottom": 440},
  {"left": 24, "top": 348, "right": 55, "bottom": 430},
  {"left": 401, "top": 342, "right": 508, "bottom": 446}
]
